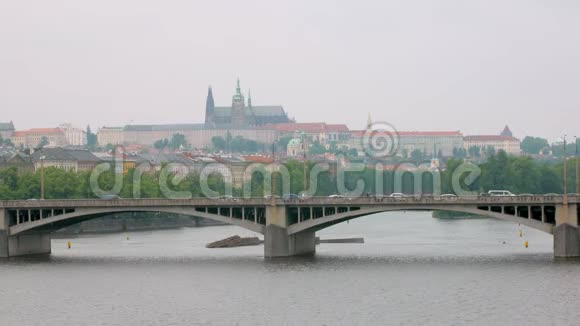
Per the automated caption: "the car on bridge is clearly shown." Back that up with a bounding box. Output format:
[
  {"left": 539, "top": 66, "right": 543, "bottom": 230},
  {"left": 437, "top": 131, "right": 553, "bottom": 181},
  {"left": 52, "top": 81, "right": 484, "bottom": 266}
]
[
  {"left": 283, "top": 194, "right": 301, "bottom": 200},
  {"left": 488, "top": 190, "right": 515, "bottom": 196},
  {"left": 218, "top": 195, "right": 238, "bottom": 201},
  {"left": 389, "top": 193, "right": 407, "bottom": 200}
]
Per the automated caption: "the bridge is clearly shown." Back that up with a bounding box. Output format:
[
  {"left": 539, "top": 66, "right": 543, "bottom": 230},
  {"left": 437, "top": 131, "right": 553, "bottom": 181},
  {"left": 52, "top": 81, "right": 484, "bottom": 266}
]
[{"left": 1, "top": 195, "right": 579, "bottom": 258}]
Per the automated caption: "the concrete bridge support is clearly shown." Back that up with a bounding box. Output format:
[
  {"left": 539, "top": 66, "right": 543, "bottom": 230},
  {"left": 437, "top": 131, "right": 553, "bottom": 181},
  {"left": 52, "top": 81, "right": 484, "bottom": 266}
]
[
  {"left": 264, "top": 206, "right": 315, "bottom": 258},
  {"left": 0, "top": 209, "right": 52, "bottom": 258},
  {"left": 554, "top": 204, "right": 580, "bottom": 258}
]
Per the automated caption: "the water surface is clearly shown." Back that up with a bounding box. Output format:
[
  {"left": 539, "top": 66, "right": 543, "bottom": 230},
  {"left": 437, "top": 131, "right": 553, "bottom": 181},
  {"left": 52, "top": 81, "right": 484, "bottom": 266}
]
[{"left": 1, "top": 212, "right": 579, "bottom": 326}]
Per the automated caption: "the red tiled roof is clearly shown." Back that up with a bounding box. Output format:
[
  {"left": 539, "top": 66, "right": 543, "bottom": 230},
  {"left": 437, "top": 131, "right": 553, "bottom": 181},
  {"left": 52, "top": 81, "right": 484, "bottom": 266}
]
[
  {"left": 242, "top": 155, "right": 274, "bottom": 163},
  {"left": 263, "top": 123, "right": 349, "bottom": 134},
  {"left": 464, "top": 135, "right": 519, "bottom": 142},
  {"left": 326, "top": 124, "right": 349, "bottom": 132},
  {"left": 29, "top": 128, "right": 63, "bottom": 134},
  {"left": 266, "top": 123, "right": 326, "bottom": 133},
  {"left": 350, "top": 130, "right": 463, "bottom": 137},
  {"left": 13, "top": 128, "right": 64, "bottom": 136}
]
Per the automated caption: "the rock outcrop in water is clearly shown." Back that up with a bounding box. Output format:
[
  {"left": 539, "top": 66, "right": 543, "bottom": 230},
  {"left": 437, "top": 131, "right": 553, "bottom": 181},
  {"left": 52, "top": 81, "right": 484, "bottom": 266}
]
[{"left": 206, "top": 236, "right": 262, "bottom": 248}]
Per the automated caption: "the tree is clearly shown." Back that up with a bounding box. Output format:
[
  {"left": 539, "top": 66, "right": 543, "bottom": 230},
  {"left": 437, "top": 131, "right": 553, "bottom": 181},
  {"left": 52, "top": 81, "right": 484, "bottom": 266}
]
[
  {"left": 105, "top": 143, "right": 116, "bottom": 153},
  {"left": 211, "top": 136, "right": 226, "bottom": 151},
  {"left": 230, "top": 135, "right": 259, "bottom": 153},
  {"left": 37, "top": 136, "right": 49, "bottom": 149},
  {"left": 468, "top": 146, "right": 481, "bottom": 158},
  {"left": 169, "top": 133, "right": 188, "bottom": 150},
  {"left": 226, "top": 132, "right": 233, "bottom": 152},
  {"left": 154, "top": 139, "right": 169, "bottom": 150},
  {"left": 521, "top": 136, "right": 549, "bottom": 155},
  {"left": 485, "top": 146, "right": 496, "bottom": 157},
  {"left": 277, "top": 135, "right": 294, "bottom": 152},
  {"left": 542, "top": 147, "right": 551, "bottom": 156},
  {"left": 86, "top": 125, "right": 97, "bottom": 149},
  {"left": 539, "top": 164, "right": 561, "bottom": 194},
  {"left": 309, "top": 141, "right": 326, "bottom": 155},
  {"left": 0, "top": 167, "right": 18, "bottom": 190},
  {"left": 453, "top": 147, "right": 467, "bottom": 159},
  {"left": 551, "top": 143, "right": 576, "bottom": 157},
  {"left": 410, "top": 149, "right": 424, "bottom": 162}
]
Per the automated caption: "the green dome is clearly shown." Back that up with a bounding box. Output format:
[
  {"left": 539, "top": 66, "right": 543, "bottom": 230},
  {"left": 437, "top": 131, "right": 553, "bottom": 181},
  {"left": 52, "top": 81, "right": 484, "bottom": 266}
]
[{"left": 287, "top": 138, "right": 302, "bottom": 147}]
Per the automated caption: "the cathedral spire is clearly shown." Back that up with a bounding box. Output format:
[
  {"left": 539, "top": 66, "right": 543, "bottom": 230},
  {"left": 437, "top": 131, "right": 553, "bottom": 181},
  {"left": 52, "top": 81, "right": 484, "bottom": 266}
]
[
  {"left": 232, "top": 78, "right": 245, "bottom": 104},
  {"left": 205, "top": 85, "right": 215, "bottom": 126},
  {"left": 248, "top": 89, "right": 252, "bottom": 108},
  {"left": 367, "top": 112, "right": 373, "bottom": 130}
]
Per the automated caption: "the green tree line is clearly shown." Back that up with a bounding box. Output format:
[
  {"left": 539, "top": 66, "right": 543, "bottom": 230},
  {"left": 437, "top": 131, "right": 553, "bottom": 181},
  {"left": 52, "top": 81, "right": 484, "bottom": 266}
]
[{"left": 0, "top": 150, "right": 577, "bottom": 200}]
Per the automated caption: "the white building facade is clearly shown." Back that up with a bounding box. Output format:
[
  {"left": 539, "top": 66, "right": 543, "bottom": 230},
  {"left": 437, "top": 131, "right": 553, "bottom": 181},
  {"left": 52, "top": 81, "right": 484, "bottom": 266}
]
[{"left": 59, "top": 123, "right": 87, "bottom": 146}]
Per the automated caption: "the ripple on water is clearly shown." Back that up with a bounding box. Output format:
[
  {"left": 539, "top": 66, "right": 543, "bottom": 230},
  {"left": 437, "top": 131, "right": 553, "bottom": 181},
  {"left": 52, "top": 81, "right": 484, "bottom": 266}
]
[{"left": 1, "top": 212, "right": 580, "bottom": 325}]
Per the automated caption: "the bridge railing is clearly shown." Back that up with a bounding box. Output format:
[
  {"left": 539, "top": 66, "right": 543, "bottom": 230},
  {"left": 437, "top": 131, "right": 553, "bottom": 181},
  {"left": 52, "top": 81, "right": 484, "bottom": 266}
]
[{"left": 0, "top": 194, "right": 574, "bottom": 209}]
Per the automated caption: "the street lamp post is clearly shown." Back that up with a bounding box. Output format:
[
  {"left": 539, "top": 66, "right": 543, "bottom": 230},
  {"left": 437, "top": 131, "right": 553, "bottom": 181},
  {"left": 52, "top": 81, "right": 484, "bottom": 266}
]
[
  {"left": 563, "top": 136, "right": 568, "bottom": 204},
  {"left": 271, "top": 142, "right": 277, "bottom": 201},
  {"left": 574, "top": 136, "right": 580, "bottom": 196},
  {"left": 39, "top": 155, "right": 46, "bottom": 200},
  {"left": 302, "top": 133, "right": 308, "bottom": 196}
]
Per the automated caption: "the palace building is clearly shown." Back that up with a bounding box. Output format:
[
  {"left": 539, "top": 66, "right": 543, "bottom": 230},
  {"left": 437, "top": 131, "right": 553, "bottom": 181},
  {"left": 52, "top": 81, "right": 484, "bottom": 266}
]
[
  {"left": 204, "top": 79, "right": 292, "bottom": 128},
  {"left": 463, "top": 125, "right": 521, "bottom": 156}
]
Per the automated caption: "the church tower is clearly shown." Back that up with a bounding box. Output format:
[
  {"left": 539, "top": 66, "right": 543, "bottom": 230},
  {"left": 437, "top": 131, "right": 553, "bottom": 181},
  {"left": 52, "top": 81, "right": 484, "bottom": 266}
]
[
  {"left": 500, "top": 125, "right": 513, "bottom": 137},
  {"left": 367, "top": 113, "right": 373, "bottom": 130},
  {"left": 231, "top": 78, "right": 247, "bottom": 127},
  {"left": 205, "top": 86, "right": 215, "bottom": 127}
]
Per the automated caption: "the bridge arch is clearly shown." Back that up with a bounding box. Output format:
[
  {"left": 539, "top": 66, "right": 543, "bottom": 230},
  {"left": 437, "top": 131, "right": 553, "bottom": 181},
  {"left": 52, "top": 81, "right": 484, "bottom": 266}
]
[
  {"left": 287, "top": 205, "right": 554, "bottom": 236},
  {"left": 9, "top": 207, "right": 265, "bottom": 236}
]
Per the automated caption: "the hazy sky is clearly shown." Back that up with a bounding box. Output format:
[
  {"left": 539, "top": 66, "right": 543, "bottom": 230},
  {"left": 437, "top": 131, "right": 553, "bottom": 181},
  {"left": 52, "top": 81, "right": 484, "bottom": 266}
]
[{"left": 1, "top": 0, "right": 579, "bottom": 140}]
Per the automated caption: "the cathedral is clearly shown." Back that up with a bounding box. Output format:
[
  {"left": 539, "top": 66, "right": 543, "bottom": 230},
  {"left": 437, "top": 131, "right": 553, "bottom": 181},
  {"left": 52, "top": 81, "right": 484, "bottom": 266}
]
[{"left": 204, "top": 79, "right": 292, "bottom": 129}]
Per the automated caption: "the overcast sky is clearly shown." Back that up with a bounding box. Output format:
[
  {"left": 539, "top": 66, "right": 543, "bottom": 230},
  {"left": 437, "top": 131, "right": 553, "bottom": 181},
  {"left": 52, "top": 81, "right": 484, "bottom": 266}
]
[{"left": 1, "top": 0, "right": 579, "bottom": 141}]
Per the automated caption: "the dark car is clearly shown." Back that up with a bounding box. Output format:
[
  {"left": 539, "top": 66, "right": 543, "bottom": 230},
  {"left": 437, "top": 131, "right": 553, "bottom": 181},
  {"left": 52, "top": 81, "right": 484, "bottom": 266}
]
[{"left": 283, "top": 194, "right": 300, "bottom": 200}]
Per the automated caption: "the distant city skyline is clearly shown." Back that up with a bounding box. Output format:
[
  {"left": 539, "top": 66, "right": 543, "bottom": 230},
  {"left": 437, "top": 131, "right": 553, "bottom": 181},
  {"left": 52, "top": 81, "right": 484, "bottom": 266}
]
[{"left": 1, "top": 1, "right": 579, "bottom": 141}]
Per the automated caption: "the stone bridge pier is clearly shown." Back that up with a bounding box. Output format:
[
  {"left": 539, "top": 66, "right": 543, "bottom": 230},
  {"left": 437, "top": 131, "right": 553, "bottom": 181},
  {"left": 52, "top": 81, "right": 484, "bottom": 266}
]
[
  {"left": 554, "top": 203, "right": 580, "bottom": 258},
  {"left": 0, "top": 209, "right": 51, "bottom": 257},
  {"left": 264, "top": 205, "right": 316, "bottom": 258}
]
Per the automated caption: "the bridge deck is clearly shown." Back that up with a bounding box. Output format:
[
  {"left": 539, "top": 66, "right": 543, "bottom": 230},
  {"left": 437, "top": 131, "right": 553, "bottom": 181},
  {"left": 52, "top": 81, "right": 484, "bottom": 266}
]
[{"left": 0, "top": 195, "right": 575, "bottom": 209}]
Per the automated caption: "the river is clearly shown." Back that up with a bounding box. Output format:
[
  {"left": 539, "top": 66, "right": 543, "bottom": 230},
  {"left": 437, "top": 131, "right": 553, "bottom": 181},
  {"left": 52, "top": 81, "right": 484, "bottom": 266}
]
[{"left": 1, "top": 211, "right": 579, "bottom": 326}]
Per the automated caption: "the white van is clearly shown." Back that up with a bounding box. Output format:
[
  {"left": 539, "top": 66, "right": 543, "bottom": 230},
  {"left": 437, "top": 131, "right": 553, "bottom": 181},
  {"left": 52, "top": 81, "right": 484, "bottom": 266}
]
[{"left": 488, "top": 190, "right": 515, "bottom": 197}]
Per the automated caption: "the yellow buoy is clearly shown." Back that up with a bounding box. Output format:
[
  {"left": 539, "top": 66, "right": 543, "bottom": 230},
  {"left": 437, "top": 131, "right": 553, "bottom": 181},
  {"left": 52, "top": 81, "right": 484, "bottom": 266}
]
[
  {"left": 525, "top": 241, "right": 529, "bottom": 248},
  {"left": 67, "top": 241, "right": 72, "bottom": 249},
  {"left": 519, "top": 230, "right": 523, "bottom": 238}
]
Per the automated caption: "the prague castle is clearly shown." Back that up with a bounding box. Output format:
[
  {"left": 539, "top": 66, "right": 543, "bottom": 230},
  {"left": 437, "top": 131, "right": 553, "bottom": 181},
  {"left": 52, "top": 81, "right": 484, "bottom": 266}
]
[{"left": 204, "top": 79, "right": 292, "bottom": 128}]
